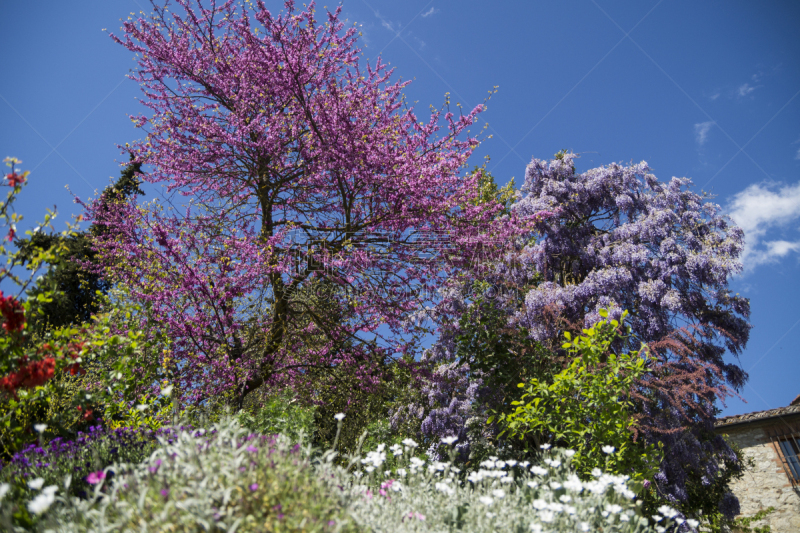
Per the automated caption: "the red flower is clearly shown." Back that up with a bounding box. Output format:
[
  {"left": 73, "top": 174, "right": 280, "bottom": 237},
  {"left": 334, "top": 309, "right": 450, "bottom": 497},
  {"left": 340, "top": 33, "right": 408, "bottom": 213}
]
[
  {"left": 5, "top": 172, "right": 25, "bottom": 187},
  {"left": 0, "top": 292, "right": 25, "bottom": 333}
]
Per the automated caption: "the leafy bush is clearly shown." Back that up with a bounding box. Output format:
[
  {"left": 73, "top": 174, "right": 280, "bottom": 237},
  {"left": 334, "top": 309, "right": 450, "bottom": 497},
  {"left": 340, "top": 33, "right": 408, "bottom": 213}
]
[
  {"left": 236, "top": 389, "right": 317, "bottom": 443},
  {"left": 496, "top": 312, "right": 662, "bottom": 482}
]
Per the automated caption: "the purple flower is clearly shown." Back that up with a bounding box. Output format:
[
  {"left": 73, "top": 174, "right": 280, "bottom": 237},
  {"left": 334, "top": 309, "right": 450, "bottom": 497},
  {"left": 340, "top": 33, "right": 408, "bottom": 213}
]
[
  {"left": 249, "top": 483, "right": 258, "bottom": 491},
  {"left": 246, "top": 445, "right": 258, "bottom": 453},
  {"left": 160, "top": 489, "right": 169, "bottom": 498},
  {"left": 149, "top": 459, "right": 162, "bottom": 474}
]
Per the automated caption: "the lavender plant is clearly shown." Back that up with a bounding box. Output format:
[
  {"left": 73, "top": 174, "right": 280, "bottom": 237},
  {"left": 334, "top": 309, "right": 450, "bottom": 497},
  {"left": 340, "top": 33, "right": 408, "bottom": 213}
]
[{"left": 0, "top": 425, "right": 168, "bottom": 527}]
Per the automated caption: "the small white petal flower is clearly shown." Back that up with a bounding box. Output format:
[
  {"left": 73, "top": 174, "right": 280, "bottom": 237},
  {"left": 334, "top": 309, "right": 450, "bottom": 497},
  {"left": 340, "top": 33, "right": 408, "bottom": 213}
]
[
  {"left": 540, "top": 443, "right": 551, "bottom": 450},
  {"left": 687, "top": 519, "right": 700, "bottom": 528},
  {"left": 334, "top": 413, "right": 345, "bottom": 421},
  {"left": 33, "top": 424, "right": 47, "bottom": 433},
  {"left": 27, "top": 491, "right": 55, "bottom": 515},
  {"left": 564, "top": 449, "right": 576, "bottom": 457},
  {"left": 602, "top": 445, "right": 615, "bottom": 454},
  {"left": 160, "top": 385, "right": 173, "bottom": 397},
  {"left": 492, "top": 489, "right": 506, "bottom": 499},
  {"left": 530, "top": 466, "right": 548, "bottom": 476},
  {"left": 440, "top": 435, "right": 458, "bottom": 445},
  {"left": 479, "top": 496, "right": 493, "bottom": 506},
  {"left": 28, "top": 478, "right": 45, "bottom": 490},
  {"left": 539, "top": 510, "right": 555, "bottom": 523},
  {"left": 136, "top": 404, "right": 149, "bottom": 412},
  {"left": 0, "top": 483, "right": 9, "bottom": 501}
]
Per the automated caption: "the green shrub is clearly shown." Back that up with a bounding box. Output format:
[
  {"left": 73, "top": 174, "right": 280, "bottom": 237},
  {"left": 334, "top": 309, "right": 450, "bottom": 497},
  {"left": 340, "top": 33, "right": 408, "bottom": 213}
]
[{"left": 495, "top": 311, "right": 662, "bottom": 483}]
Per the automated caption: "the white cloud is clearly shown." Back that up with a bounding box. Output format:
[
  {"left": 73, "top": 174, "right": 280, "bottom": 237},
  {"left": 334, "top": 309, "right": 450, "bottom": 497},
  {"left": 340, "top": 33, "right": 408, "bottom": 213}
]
[
  {"left": 422, "top": 7, "right": 439, "bottom": 18},
  {"left": 796, "top": 147, "right": 800, "bottom": 160},
  {"left": 737, "top": 83, "right": 756, "bottom": 97},
  {"left": 727, "top": 181, "right": 800, "bottom": 272},
  {"left": 694, "top": 121, "right": 714, "bottom": 146},
  {"left": 709, "top": 92, "right": 720, "bottom": 101}
]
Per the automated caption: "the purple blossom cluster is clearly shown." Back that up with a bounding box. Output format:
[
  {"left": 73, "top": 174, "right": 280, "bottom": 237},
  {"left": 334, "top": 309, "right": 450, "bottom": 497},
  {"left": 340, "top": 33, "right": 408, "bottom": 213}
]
[
  {"left": 402, "top": 153, "right": 750, "bottom": 517},
  {"left": 0, "top": 425, "right": 172, "bottom": 499}
]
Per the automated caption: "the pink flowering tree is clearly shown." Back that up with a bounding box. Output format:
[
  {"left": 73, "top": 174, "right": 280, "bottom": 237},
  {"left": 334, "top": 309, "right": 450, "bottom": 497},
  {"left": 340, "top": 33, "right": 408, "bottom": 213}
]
[{"left": 85, "top": 0, "right": 539, "bottom": 408}]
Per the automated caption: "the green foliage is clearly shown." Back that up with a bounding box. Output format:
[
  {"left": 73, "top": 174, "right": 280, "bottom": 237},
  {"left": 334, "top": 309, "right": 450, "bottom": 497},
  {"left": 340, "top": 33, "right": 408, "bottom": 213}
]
[
  {"left": 466, "top": 167, "right": 516, "bottom": 215},
  {"left": 14, "top": 233, "right": 110, "bottom": 334},
  {"left": 730, "top": 507, "right": 774, "bottom": 533},
  {"left": 496, "top": 310, "right": 661, "bottom": 483},
  {"left": 237, "top": 389, "right": 317, "bottom": 443}
]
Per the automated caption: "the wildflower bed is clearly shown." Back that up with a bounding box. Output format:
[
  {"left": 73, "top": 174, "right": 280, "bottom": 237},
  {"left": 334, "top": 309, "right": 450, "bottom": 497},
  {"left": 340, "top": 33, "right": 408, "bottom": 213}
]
[{"left": 0, "top": 417, "right": 685, "bottom": 532}]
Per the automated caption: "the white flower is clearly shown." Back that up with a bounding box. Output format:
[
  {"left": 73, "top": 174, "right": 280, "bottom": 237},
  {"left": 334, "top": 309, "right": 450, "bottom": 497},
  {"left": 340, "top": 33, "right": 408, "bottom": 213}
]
[
  {"left": 606, "top": 504, "right": 622, "bottom": 514},
  {"left": 434, "top": 482, "right": 454, "bottom": 496},
  {"left": 532, "top": 499, "right": 547, "bottom": 510},
  {"left": 0, "top": 483, "right": 9, "bottom": 501},
  {"left": 440, "top": 435, "right": 458, "bottom": 445},
  {"left": 27, "top": 487, "right": 57, "bottom": 515},
  {"left": 526, "top": 480, "right": 539, "bottom": 489},
  {"left": 396, "top": 468, "right": 407, "bottom": 477},
  {"left": 492, "top": 489, "right": 506, "bottom": 499},
  {"left": 28, "top": 478, "right": 45, "bottom": 490},
  {"left": 334, "top": 413, "right": 345, "bottom": 421},
  {"left": 658, "top": 505, "right": 679, "bottom": 518},
  {"left": 559, "top": 495, "right": 571, "bottom": 503},
  {"left": 530, "top": 466, "right": 548, "bottom": 476},
  {"left": 479, "top": 496, "right": 493, "bottom": 506},
  {"left": 33, "top": 424, "right": 47, "bottom": 433},
  {"left": 389, "top": 444, "right": 403, "bottom": 456},
  {"left": 500, "top": 476, "right": 513, "bottom": 484},
  {"left": 652, "top": 515, "right": 663, "bottom": 522},
  {"left": 591, "top": 468, "right": 603, "bottom": 477},
  {"left": 563, "top": 474, "right": 583, "bottom": 492},
  {"left": 402, "top": 438, "right": 418, "bottom": 448},
  {"left": 505, "top": 459, "right": 518, "bottom": 467},
  {"left": 564, "top": 449, "right": 576, "bottom": 457},
  {"left": 160, "top": 385, "right": 173, "bottom": 397},
  {"left": 539, "top": 510, "right": 555, "bottom": 523},
  {"left": 540, "top": 443, "right": 551, "bottom": 450},
  {"left": 376, "top": 443, "right": 386, "bottom": 452},
  {"left": 579, "top": 522, "right": 590, "bottom": 532},
  {"left": 602, "top": 445, "right": 615, "bottom": 454},
  {"left": 365, "top": 466, "right": 375, "bottom": 473},
  {"left": 495, "top": 460, "right": 506, "bottom": 469},
  {"left": 520, "top": 461, "right": 530, "bottom": 468},
  {"left": 136, "top": 404, "right": 149, "bottom": 412},
  {"left": 530, "top": 524, "right": 543, "bottom": 533},
  {"left": 687, "top": 519, "right": 699, "bottom": 528},
  {"left": 549, "top": 481, "right": 562, "bottom": 490}
]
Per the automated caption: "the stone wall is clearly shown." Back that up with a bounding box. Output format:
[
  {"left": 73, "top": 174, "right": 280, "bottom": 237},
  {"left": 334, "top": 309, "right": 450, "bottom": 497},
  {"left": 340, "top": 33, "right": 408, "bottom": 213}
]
[{"left": 720, "top": 423, "right": 800, "bottom": 533}]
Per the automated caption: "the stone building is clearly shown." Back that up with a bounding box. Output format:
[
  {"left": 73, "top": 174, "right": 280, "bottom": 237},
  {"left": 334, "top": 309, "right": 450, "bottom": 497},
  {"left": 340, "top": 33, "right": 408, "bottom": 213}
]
[{"left": 715, "top": 395, "right": 800, "bottom": 532}]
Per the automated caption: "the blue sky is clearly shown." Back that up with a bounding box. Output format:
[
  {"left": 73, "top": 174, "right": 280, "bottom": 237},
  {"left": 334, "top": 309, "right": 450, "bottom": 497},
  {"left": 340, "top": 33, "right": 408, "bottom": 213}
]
[{"left": 1, "top": 0, "right": 798, "bottom": 416}]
